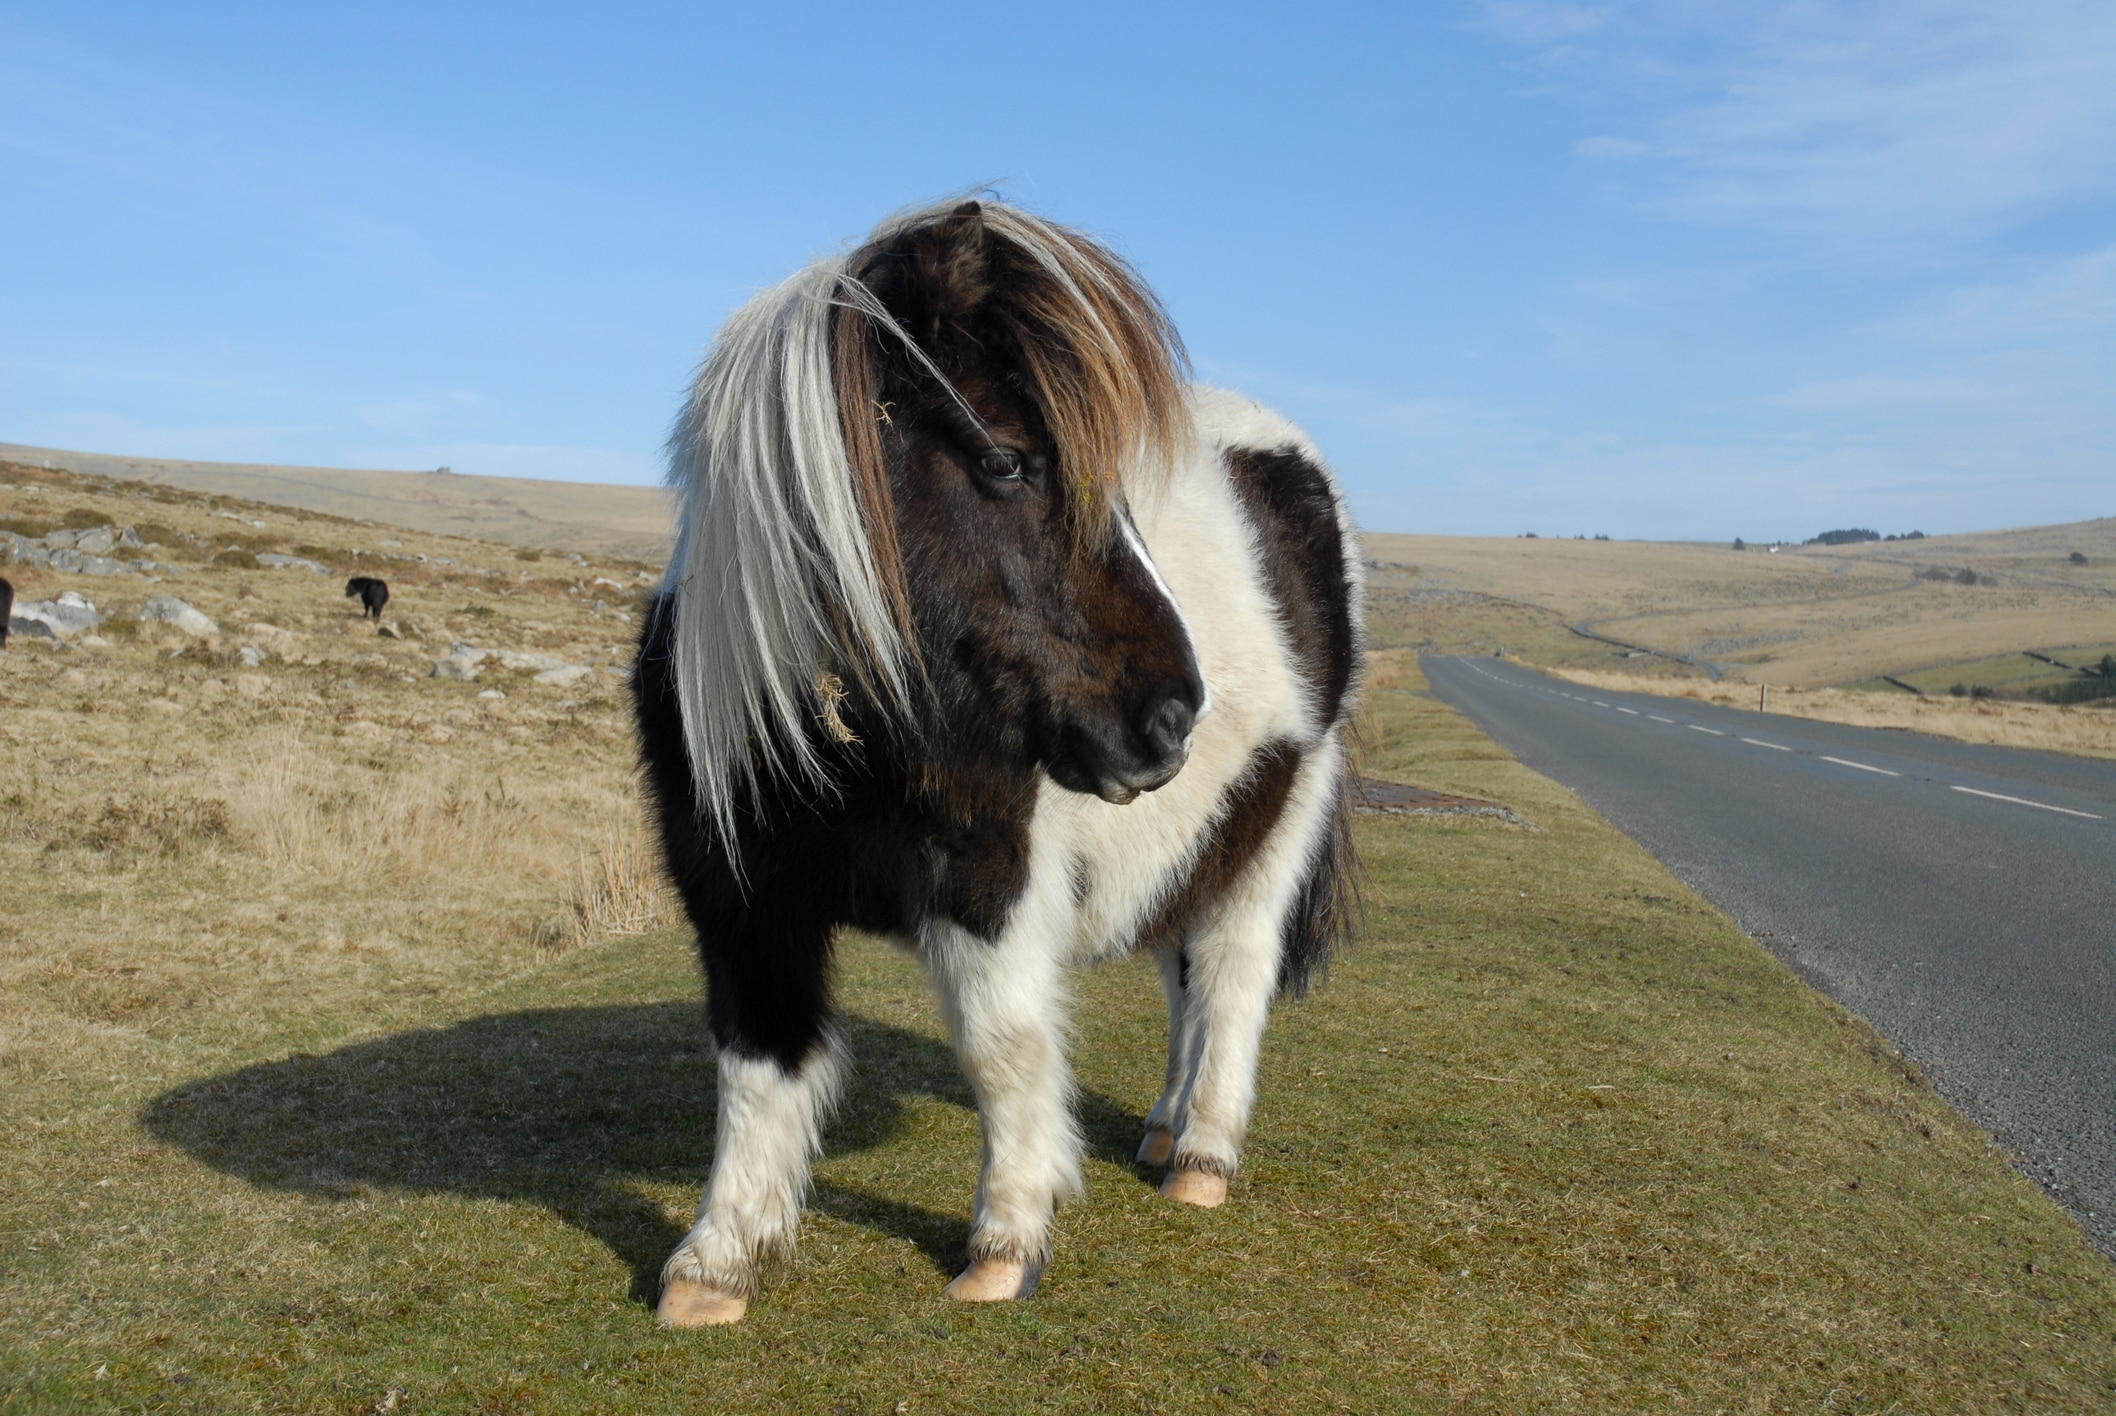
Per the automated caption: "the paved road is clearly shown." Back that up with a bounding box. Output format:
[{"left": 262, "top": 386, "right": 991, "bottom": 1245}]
[{"left": 1422, "top": 655, "right": 2116, "bottom": 1256}]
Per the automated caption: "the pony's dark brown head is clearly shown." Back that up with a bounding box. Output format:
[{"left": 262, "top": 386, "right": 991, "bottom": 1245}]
[{"left": 833, "top": 201, "right": 1204, "bottom": 804}]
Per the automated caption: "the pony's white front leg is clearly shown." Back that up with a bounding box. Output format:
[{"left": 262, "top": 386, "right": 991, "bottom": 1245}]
[
  {"left": 658, "top": 1042, "right": 843, "bottom": 1326},
  {"left": 925, "top": 920, "right": 1081, "bottom": 1300},
  {"left": 1162, "top": 912, "right": 1282, "bottom": 1208}
]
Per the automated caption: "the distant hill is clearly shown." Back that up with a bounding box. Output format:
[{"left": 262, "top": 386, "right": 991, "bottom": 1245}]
[
  {"left": 0, "top": 441, "right": 673, "bottom": 564},
  {"left": 1362, "top": 514, "right": 2116, "bottom": 688},
  {"left": 9, "top": 437, "right": 2110, "bottom": 689}
]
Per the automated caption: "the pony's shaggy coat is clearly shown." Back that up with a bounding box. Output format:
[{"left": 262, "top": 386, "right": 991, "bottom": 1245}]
[{"left": 635, "top": 199, "right": 1362, "bottom": 1317}]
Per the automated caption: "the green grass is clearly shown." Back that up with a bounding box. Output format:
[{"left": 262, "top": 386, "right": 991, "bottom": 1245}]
[
  {"left": 1887, "top": 653, "right": 2078, "bottom": 696},
  {"left": 1844, "top": 646, "right": 2116, "bottom": 699},
  {"left": 2033, "top": 677, "right": 2116, "bottom": 706},
  {"left": 6, "top": 660, "right": 2115, "bottom": 1411}
]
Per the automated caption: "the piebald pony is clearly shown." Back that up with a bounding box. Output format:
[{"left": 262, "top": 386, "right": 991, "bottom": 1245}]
[{"left": 632, "top": 199, "right": 1362, "bottom": 1325}]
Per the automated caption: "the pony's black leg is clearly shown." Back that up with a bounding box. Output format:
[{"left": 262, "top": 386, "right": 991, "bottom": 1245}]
[
  {"left": 631, "top": 596, "right": 844, "bottom": 1324},
  {"left": 658, "top": 907, "right": 844, "bottom": 1325}
]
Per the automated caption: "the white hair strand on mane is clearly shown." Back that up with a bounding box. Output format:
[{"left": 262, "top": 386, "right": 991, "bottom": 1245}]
[{"left": 666, "top": 256, "right": 913, "bottom": 856}]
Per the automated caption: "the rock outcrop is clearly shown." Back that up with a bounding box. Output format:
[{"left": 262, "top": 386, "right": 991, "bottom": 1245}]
[
  {"left": 3, "top": 525, "right": 172, "bottom": 577},
  {"left": 9, "top": 590, "right": 104, "bottom": 640},
  {"left": 237, "top": 622, "right": 303, "bottom": 662},
  {"left": 429, "top": 642, "right": 594, "bottom": 686},
  {"left": 257, "top": 553, "right": 328, "bottom": 573},
  {"left": 139, "top": 595, "right": 219, "bottom": 637}
]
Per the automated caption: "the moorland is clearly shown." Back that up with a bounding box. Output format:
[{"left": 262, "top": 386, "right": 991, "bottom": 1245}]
[
  {"left": 1360, "top": 520, "right": 2116, "bottom": 759},
  {"left": 1363, "top": 519, "right": 2116, "bottom": 690},
  {"left": 4, "top": 454, "right": 2115, "bottom": 1409}
]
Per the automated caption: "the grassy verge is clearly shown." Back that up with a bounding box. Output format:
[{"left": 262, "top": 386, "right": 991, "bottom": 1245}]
[
  {"left": 1543, "top": 663, "right": 2116, "bottom": 762},
  {"left": 6, "top": 657, "right": 2114, "bottom": 1412}
]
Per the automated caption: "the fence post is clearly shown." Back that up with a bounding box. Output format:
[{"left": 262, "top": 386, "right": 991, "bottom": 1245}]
[{"left": 1759, "top": 683, "right": 1767, "bottom": 712}]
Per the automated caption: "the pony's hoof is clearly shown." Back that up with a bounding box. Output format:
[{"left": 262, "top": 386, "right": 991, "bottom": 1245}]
[
  {"left": 1136, "top": 1126, "right": 1175, "bottom": 1167},
  {"left": 945, "top": 1258, "right": 1032, "bottom": 1302},
  {"left": 656, "top": 1280, "right": 747, "bottom": 1327},
  {"left": 1161, "top": 1168, "right": 1228, "bottom": 1208}
]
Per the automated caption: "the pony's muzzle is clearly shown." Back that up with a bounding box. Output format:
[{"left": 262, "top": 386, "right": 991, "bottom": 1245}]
[
  {"left": 1048, "top": 672, "right": 1204, "bottom": 804},
  {"left": 1090, "top": 683, "right": 1199, "bottom": 803}
]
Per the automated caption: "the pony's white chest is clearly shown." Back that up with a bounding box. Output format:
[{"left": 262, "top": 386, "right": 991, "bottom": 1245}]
[{"left": 1024, "top": 440, "right": 1314, "bottom": 963}]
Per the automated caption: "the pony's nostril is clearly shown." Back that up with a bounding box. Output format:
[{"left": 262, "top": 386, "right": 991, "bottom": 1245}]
[{"left": 1143, "top": 695, "right": 1196, "bottom": 760}]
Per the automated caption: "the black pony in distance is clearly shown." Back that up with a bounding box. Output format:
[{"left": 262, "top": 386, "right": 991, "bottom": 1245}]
[
  {"left": 344, "top": 576, "right": 388, "bottom": 621},
  {"left": 631, "top": 199, "right": 1363, "bottom": 1326}
]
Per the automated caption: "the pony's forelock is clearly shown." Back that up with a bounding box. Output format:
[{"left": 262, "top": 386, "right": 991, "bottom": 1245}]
[
  {"left": 896, "top": 202, "right": 1191, "bottom": 535},
  {"left": 665, "top": 199, "right": 1190, "bottom": 853}
]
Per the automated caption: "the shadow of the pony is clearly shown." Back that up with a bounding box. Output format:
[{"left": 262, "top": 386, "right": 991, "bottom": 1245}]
[{"left": 140, "top": 1004, "right": 1149, "bottom": 1305}]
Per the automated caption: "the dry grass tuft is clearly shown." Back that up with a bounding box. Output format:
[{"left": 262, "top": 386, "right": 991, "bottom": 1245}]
[
  {"left": 77, "top": 794, "right": 234, "bottom": 855},
  {"left": 555, "top": 825, "right": 679, "bottom": 957},
  {"left": 226, "top": 729, "right": 560, "bottom": 881}
]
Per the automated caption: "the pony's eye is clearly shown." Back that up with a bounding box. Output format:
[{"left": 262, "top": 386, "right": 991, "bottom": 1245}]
[{"left": 979, "top": 449, "right": 1026, "bottom": 482}]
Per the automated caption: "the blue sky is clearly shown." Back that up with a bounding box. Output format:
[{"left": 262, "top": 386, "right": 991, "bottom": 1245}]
[{"left": 3, "top": 2, "right": 2111, "bottom": 540}]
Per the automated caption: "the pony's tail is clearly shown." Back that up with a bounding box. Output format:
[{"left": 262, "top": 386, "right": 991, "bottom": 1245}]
[{"left": 1277, "top": 739, "right": 1363, "bottom": 997}]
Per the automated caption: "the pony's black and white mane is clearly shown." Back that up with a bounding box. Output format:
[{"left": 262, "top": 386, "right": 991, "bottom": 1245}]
[
  {"left": 663, "top": 201, "right": 1188, "bottom": 852},
  {"left": 631, "top": 197, "right": 1364, "bottom": 1326}
]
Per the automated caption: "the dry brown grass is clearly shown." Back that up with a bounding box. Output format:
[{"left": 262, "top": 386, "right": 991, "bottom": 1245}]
[
  {"left": 554, "top": 823, "right": 680, "bottom": 957},
  {"left": 1544, "top": 663, "right": 2116, "bottom": 760},
  {"left": 0, "top": 461, "right": 661, "bottom": 1099}
]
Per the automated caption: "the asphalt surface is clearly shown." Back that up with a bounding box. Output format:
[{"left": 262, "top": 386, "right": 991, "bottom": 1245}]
[{"left": 1422, "top": 654, "right": 2116, "bottom": 1256}]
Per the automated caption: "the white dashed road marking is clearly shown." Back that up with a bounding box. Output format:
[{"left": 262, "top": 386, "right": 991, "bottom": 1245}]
[
  {"left": 1824, "top": 756, "right": 1900, "bottom": 777},
  {"left": 1950, "top": 786, "right": 2104, "bottom": 820},
  {"left": 1465, "top": 661, "right": 2107, "bottom": 828}
]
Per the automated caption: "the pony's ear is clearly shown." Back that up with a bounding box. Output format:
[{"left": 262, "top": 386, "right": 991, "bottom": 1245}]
[{"left": 872, "top": 200, "right": 992, "bottom": 347}]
